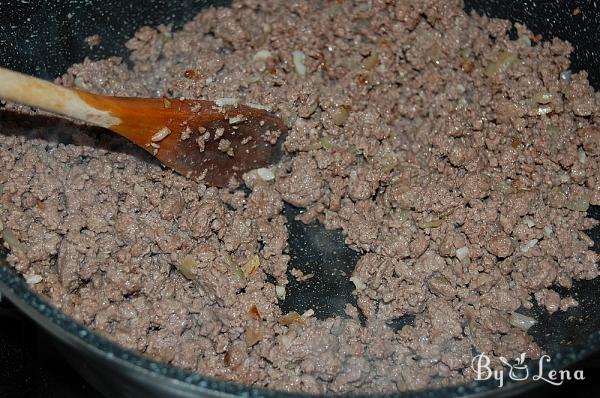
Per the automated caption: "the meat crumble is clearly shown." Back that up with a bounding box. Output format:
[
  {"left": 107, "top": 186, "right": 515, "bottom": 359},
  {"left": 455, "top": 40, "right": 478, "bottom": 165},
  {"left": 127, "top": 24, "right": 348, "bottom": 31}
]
[{"left": 1, "top": 0, "right": 599, "bottom": 395}]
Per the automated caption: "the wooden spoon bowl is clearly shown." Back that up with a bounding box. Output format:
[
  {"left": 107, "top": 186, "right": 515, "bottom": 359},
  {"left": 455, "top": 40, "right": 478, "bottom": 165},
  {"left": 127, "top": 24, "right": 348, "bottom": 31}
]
[{"left": 0, "top": 67, "right": 287, "bottom": 187}]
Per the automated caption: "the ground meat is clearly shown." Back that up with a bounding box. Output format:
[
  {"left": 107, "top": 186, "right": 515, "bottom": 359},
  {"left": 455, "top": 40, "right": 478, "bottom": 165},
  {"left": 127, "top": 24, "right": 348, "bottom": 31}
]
[
  {"left": 1, "top": 0, "right": 599, "bottom": 395},
  {"left": 84, "top": 34, "right": 102, "bottom": 48},
  {"left": 487, "top": 232, "right": 515, "bottom": 258}
]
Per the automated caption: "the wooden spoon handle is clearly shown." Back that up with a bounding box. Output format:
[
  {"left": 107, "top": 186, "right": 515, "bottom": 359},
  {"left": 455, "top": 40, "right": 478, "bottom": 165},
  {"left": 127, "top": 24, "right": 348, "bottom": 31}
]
[{"left": 0, "top": 67, "right": 120, "bottom": 128}]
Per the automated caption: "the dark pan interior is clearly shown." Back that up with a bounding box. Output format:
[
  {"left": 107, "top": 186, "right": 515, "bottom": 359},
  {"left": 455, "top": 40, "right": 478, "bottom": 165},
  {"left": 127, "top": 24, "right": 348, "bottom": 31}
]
[{"left": 0, "top": 1, "right": 599, "bottom": 397}]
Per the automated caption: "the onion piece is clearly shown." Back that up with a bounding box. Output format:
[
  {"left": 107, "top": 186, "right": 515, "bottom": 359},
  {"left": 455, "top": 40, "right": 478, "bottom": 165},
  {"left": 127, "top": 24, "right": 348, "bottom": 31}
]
[
  {"left": 510, "top": 312, "right": 537, "bottom": 330},
  {"left": 228, "top": 115, "right": 247, "bottom": 125},
  {"left": 244, "top": 327, "right": 264, "bottom": 347},
  {"left": 2, "top": 229, "right": 24, "bottom": 252},
  {"left": 532, "top": 92, "right": 554, "bottom": 104},
  {"left": 332, "top": 107, "right": 350, "bottom": 126},
  {"left": 248, "top": 304, "right": 262, "bottom": 320},
  {"left": 516, "top": 34, "right": 531, "bottom": 48},
  {"left": 534, "top": 105, "right": 553, "bottom": 116},
  {"left": 215, "top": 97, "right": 240, "bottom": 107},
  {"left": 256, "top": 168, "right": 275, "bottom": 181},
  {"left": 485, "top": 51, "right": 518, "bottom": 78},
  {"left": 275, "top": 285, "right": 286, "bottom": 300},
  {"left": 279, "top": 311, "right": 305, "bottom": 326},
  {"left": 455, "top": 246, "right": 470, "bottom": 262},
  {"left": 350, "top": 276, "right": 366, "bottom": 291},
  {"left": 578, "top": 147, "right": 587, "bottom": 164},
  {"left": 151, "top": 127, "right": 171, "bottom": 142},
  {"left": 253, "top": 50, "right": 272, "bottom": 61},
  {"left": 560, "top": 70, "right": 572, "bottom": 81},
  {"left": 567, "top": 197, "right": 590, "bottom": 212},
  {"left": 292, "top": 50, "right": 307, "bottom": 77},
  {"left": 419, "top": 217, "right": 443, "bottom": 229},
  {"left": 362, "top": 53, "right": 379, "bottom": 70},
  {"left": 278, "top": 332, "right": 296, "bottom": 349},
  {"left": 243, "top": 254, "right": 260, "bottom": 277},
  {"left": 520, "top": 239, "right": 539, "bottom": 253},
  {"left": 25, "top": 274, "right": 43, "bottom": 285},
  {"left": 179, "top": 254, "right": 198, "bottom": 280}
]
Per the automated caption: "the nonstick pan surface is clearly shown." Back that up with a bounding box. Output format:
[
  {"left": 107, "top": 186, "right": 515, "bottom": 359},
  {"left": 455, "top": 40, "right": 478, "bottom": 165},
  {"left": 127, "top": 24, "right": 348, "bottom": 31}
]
[{"left": 0, "top": 1, "right": 599, "bottom": 397}]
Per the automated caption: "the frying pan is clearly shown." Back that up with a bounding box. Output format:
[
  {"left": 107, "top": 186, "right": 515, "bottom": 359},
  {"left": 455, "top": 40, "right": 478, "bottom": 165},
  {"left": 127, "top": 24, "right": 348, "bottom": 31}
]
[{"left": 0, "top": 0, "right": 599, "bottom": 397}]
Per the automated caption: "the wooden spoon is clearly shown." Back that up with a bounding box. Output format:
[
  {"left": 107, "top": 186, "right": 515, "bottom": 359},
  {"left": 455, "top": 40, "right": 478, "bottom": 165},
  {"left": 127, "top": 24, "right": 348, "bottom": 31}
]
[{"left": 0, "top": 67, "right": 287, "bottom": 187}]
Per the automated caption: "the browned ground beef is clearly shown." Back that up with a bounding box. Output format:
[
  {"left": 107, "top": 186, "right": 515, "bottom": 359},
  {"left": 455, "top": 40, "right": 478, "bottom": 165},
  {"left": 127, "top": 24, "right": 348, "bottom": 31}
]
[{"left": 1, "top": 0, "right": 599, "bottom": 394}]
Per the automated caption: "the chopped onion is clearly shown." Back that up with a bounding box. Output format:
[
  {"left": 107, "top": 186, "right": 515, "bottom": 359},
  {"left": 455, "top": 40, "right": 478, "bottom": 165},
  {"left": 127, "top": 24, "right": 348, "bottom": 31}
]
[
  {"left": 74, "top": 76, "right": 89, "bottom": 90},
  {"left": 178, "top": 254, "right": 198, "bottom": 280},
  {"left": 215, "top": 97, "right": 240, "bottom": 107},
  {"left": 275, "top": 285, "right": 286, "bottom": 300},
  {"left": 523, "top": 217, "right": 536, "bottom": 228},
  {"left": 544, "top": 225, "right": 553, "bottom": 236},
  {"left": 244, "top": 327, "right": 264, "bottom": 347},
  {"left": 578, "top": 147, "right": 587, "bottom": 164},
  {"left": 256, "top": 168, "right": 275, "bottom": 181},
  {"left": 534, "top": 105, "right": 553, "bottom": 116},
  {"left": 485, "top": 51, "right": 518, "bottom": 78},
  {"left": 350, "top": 276, "right": 366, "bottom": 290},
  {"left": 320, "top": 137, "right": 334, "bottom": 150},
  {"left": 516, "top": 34, "right": 531, "bottom": 48},
  {"left": 332, "top": 107, "right": 350, "bottom": 126},
  {"left": 233, "top": 265, "right": 244, "bottom": 280},
  {"left": 243, "top": 254, "right": 260, "bottom": 277},
  {"left": 151, "top": 127, "right": 171, "bottom": 142},
  {"left": 560, "top": 70, "right": 572, "bottom": 81},
  {"left": 253, "top": 50, "right": 272, "bottom": 61},
  {"left": 532, "top": 92, "right": 553, "bottom": 104},
  {"left": 279, "top": 311, "right": 305, "bottom": 326},
  {"left": 509, "top": 312, "right": 537, "bottom": 330},
  {"left": 281, "top": 111, "right": 297, "bottom": 128},
  {"left": 292, "top": 50, "right": 307, "bottom": 77},
  {"left": 278, "top": 332, "right": 295, "bottom": 349},
  {"left": 455, "top": 246, "right": 470, "bottom": 262},
  {"left": 302, "top": 309, "right": 315, "bottom": 318},
  {"left": 228, "top": 115, "right": 247, "bottom": 125},
  {"left": 520, "top": 239, "right": 539, "bottom": 253},
  {"left": 567, "top": 197, "right": 590, "bottom": 212},
  {"left": 248, "top": 304, "right": 262, "bottom": 320},
  {"left": 419, "top": 217, "right": 443, "bottom": 229},
  {"left": 2, "top": 229, "right": 23, "bottom": 252},
  {"left": 25, "top": 274, "right": 43, "bottom": 285},
  {"left": 362, "top": 53, "right": 379, "bottom": 70},
  {"left": 308, "top": 137, "right": 334, "bottom": 151}
]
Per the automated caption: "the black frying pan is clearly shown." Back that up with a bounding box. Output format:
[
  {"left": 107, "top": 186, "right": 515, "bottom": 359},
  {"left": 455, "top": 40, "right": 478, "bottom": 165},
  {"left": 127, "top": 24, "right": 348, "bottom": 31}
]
[{"left": 0, "top": 1, "right": 599, "bottom": 397}]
